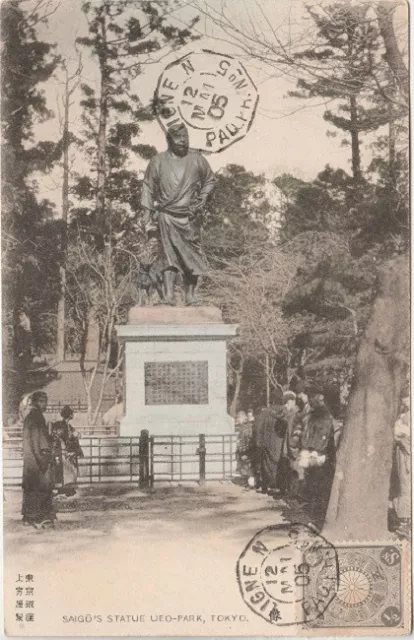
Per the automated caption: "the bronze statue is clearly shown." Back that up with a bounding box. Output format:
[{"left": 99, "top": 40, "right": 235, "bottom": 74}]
[{"left": 140, "top": 124, "right": 216, "bottom": 306}]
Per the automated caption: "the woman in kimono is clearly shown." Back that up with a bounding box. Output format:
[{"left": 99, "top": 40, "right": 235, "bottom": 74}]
[{"left": 52, "top": 406, "right": 84, "bottom": 497}]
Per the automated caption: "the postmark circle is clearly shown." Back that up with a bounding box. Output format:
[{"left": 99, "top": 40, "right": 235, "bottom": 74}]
[
  {"left": 155, "top": 50, "right": 259, "bottom": 153},
  {"left": 236, "top": 523, "right": 339, "bottom": 626}
]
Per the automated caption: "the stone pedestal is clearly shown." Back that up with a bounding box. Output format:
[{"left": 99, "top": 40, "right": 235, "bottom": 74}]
[{"left": 116, "top": 307, "right": 238, "bottom": 437}]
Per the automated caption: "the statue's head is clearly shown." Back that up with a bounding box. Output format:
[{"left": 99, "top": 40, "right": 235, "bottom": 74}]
[{"left": 167, "top": 124, "right": 189, "bottom": 157}]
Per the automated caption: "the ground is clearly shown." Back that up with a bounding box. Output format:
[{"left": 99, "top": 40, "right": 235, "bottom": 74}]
[
  {"left": 3, "top": 482, "right": 306, "bottom": 636},
  {"left": 4, "top": 481, "right": 299, "bottom": 543}
]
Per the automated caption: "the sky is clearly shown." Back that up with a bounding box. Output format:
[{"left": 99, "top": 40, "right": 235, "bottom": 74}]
[{"left": 29, "top": 0, "right": 407, "bottom": 211}]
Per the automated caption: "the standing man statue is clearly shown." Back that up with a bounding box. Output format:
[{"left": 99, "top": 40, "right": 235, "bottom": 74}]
[{"left": 141, "top": 124, "right": 216, "bottom": 306}]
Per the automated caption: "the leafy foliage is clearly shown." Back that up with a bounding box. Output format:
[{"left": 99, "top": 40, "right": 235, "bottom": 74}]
[
  {"left": 288, "top": 3, "right": 407, "bottom": 183},
  {"left": 203, "top": 164, "right": 273, "bottom": 264},
  {"left": 1, "top": 0, "right": 61, "bottom": 410},
  {"left": 72, "top": 0, "right": 200, "bottom": 243}
]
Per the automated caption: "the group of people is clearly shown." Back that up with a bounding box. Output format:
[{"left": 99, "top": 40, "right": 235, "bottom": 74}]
[
  {"left": 21, "top": 391, "right": 83, "bottom": 530},
  {"left": 13, "top": 379, "right": 411, "bottom": 537},
  {"left": 236, "top": 386, "right": 337, "bottom": 530},
  {"left": 236, "top": 385, "right": 411, "bottom": 536}
]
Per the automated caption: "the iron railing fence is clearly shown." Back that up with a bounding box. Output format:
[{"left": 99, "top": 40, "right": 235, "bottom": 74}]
[
  {"left": 78, "top": 437, "right": 141, "bottom": 484},
  {"left": 3, "top": 436, "right": 138, "bottom": 486},
  {"left": 3, "top": 432, "right": 238, "bottom": 487},
  {"left": 150, "top": 433, "right": 238, "bottom": 484}
]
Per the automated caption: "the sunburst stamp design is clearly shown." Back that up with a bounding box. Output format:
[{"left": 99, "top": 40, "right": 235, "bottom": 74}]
[{"left": 336, "top": 567, "right": 372, "bottom": 606}]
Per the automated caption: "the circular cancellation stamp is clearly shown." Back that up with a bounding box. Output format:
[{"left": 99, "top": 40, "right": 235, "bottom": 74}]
[
  {"left": 236, "top": 523, "right": 339, "bottom": 626},
  {"left": 155, "top": 49, "right": 259, "bottom": 153}
]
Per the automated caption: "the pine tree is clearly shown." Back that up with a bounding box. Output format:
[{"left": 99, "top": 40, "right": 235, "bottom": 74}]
[
  {"left": 1, "top": 0, "right": 61, "bottom": 410},
  {"left": 290, "top": 2, "right": 394, "bottom": 183},
  {"left": 55, "top": 56, "right": 83, "bottom": 363},
  {"left": 274, "top": 166, "right": 379, "bottom": 404},
  {"left": 203, "top": 164, "right": 271, "bottom": 265}
]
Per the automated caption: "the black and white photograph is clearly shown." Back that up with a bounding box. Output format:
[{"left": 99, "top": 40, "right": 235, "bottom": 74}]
[{"left": 1, "top": 0, "right": 411, "bottom": 635}]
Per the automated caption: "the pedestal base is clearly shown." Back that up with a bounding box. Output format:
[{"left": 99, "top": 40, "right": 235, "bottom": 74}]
[
  {"left": 120, "top": 413, "right": 235, "bottom": 437},
  {"left": 116, "top": 306, "right": 238, "bottom": 439}
]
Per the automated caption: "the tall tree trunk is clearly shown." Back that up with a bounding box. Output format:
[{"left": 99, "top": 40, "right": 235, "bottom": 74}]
[
  {"left": 349, "top": 95, "right": 362, "bottom": 183},
  {"left": 229, "top": 358, "right": 244, "bottom": 417},
  {"left": 95, "top": 9, "right": 108, "bottom": 228},
  {"left": 57, "top": 70, "right": 70, "bottom": 362},
  {"left": 265, "top": 354, "right": 270, "bottom": 407},
  {"left": 324, "top": 256, "right": 409, "bottom": 540},
  {"left": 377, "top": 1, "right": 409, "bottom": 101},
  {"left": 388, "top": 107, "right": 397, "bottom": 188},
  {"left": 57, "top": 267, "right": 66, "bottom": 361},
  {"left": 85, "top": 9, "right": 109, "bottom": 364}
]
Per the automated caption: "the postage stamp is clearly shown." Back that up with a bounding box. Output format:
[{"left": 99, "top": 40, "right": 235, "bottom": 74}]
[{"left": 306, "top": 544, "right": 405, "bottom": 629}]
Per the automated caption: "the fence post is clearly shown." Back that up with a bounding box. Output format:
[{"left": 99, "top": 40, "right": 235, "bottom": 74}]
[
  {"left": 149, "top": 436, "right": 154, "bottom": 488},
  {"left": 198, "top": 434, "right": 206, "bottom": 485},
  {"left": 139, "top": 429, "right": 150, "bottom": 489}
]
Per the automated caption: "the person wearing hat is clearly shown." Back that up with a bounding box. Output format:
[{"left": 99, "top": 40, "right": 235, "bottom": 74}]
[
  {"left": 253, "top": 388, "right": 288, "bottom": 495},
  {"left": 22, "top": 391, "right": 56, "bottom": 529},
  {"left": 141, "top": 123, "right": 216, "bottom": 306},
  {"left": 52, "top": 406, "right": 83, "bottom": 497},
  {"left": 300, "top": 386, "right": 336, "bottom": 530},
  {"left": 277, "top": 391, "right": 303, "bottom": 497}
]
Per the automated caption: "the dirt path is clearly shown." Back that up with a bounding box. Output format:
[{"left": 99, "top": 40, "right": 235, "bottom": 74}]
[
  {"left": 5, "top": 482, "right": 287, "bottom": 549},
  {"left": 4, "top": 482, "right": 296, "bottom": 636}
]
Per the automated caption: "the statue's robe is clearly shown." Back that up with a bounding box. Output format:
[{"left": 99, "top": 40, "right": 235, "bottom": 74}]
[
  {"left": 141, "top": 149, "right": 216, "bottom": 277},
  {"left": 22, "top": 407, "right": 55, "bottom": 523}
]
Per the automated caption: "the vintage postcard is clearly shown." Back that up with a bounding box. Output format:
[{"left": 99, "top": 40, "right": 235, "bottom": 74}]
[{"left": 1, "top": 0, "right": 411, "bottom": 636}]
